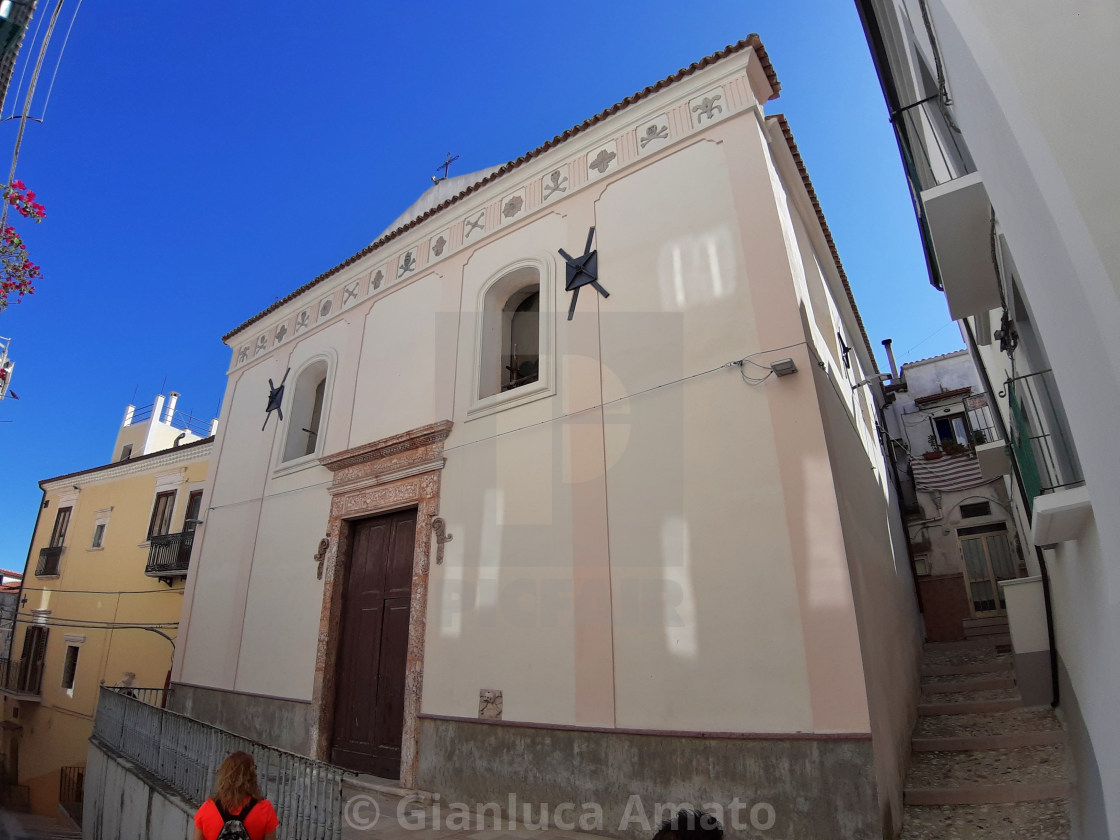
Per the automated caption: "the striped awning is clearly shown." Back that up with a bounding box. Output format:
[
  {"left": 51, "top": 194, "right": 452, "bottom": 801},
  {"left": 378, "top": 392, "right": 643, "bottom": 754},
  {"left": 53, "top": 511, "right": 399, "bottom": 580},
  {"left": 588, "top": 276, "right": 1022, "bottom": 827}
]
[{"left": 910, "top": 453, "right": 986, "bottom": 492}]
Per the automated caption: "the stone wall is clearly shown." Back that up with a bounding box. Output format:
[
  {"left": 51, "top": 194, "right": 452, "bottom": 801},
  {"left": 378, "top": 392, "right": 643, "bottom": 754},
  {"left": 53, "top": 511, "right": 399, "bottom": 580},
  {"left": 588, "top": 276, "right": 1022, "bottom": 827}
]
[
  {"left": 416, "top": 717, "right": 882, "bottom": 840},
  {"left": 83, "top": 743, "right": 194, "bottom": 840}
]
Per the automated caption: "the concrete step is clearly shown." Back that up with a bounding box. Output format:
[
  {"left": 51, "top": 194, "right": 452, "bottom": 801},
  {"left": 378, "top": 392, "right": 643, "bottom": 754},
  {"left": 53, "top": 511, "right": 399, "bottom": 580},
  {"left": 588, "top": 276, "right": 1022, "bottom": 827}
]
[
  {"left": 343, "top": 773, "right": 434, "bottom": 804},
  {"left": 924, "top": 635, "right": 1012, "bottom": 652},
  {"left": 901, "top": 799, "right": 1070, "bottom": 838},
  {"left": 962, "top": 615, "right": 1011, "bottom": 628},
  {"left": 915, "top": 706, "right": 1063, "bottom": 740},
  {"left": 922, "top": 660, "right": 1014, "bottom": 678},
  {"left": 911, "top": 730, "right": 1065, "bottom": 751},
  {"left": 965, "top": 622, "right": 1012, "bottom": 639},
  {"left": 905, "top": 744, "right": 1069, "bottom": 805},
  {"left": 919, "top": 698, "right": 1022, "bottom": 715},
  {"left": 905, "top": 781, "right": 1071, "bottom": 806},
  {"left": 921, "top": 675, "right": 1017, "bottom": 695}
]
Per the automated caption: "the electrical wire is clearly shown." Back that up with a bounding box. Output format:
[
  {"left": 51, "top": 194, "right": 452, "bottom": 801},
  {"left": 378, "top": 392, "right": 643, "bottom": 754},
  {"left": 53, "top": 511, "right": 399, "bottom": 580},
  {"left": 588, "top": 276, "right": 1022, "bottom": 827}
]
[
  {"left": 37, "top": 0, "right": 83, "bottom": 120},
  {"left": 5, "top": 0, "right": 48, "bottom": 120},
  {"left": 15, "top": 586, "right": 186, "bottom": 595},
  {"left": 0, "top": 0, "right": 66, "bottom": 231},
  {"left": 438, "top": 341, "right": 810, "bottom": 456}
]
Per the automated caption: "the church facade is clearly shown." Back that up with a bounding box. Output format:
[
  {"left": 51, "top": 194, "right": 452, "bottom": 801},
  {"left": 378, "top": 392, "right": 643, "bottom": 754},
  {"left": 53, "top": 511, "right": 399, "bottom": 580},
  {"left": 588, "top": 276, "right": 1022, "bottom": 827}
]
[{"left": 170, "top": 36, "right": 921, "bottom": 837}]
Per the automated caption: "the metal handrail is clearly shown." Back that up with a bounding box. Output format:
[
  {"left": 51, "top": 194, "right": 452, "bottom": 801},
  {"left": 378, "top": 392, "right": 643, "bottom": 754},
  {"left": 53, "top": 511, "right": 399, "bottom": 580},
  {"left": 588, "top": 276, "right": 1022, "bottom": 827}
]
[{"left": 91, "top": 687, "right": 343, "bottom": 839}]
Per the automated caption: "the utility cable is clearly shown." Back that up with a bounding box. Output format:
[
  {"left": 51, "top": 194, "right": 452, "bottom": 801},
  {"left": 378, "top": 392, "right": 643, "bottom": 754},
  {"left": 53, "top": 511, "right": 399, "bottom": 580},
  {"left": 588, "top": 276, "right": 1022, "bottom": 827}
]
[{"left": 37, "top": 0, "right": 82, "bottom": 120}]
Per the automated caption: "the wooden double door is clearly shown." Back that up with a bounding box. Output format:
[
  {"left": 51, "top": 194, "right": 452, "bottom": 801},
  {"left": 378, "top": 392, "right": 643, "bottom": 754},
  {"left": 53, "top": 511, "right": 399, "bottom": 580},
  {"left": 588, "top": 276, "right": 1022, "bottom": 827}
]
[{"left": 330, "top": 509, "right": 416, "bottom": 779}]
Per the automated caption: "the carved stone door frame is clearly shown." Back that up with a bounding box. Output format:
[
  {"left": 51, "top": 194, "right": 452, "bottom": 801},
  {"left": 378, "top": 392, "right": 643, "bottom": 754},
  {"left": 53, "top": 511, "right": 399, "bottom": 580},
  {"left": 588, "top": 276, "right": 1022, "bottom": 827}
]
[{"left": 311, "top": 420, "right": 451, "bottom": 787}]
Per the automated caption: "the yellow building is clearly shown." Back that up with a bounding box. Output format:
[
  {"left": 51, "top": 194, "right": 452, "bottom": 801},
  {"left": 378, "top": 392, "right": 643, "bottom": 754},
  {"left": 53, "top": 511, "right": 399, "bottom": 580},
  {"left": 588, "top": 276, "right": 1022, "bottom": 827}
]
[{"left": 1, "top": 393, "right": 214, "bottom": 817}]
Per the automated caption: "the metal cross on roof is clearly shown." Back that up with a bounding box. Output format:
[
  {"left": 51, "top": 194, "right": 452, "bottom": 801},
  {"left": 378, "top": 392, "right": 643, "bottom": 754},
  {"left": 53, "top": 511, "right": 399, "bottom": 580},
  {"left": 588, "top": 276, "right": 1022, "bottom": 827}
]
[{"left": 431, "top": 152, "right": 460, "bottom": 184}]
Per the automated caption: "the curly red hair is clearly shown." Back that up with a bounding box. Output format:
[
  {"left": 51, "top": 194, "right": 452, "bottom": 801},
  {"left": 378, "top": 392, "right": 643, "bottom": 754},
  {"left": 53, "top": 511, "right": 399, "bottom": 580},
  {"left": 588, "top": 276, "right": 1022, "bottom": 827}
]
[{"left": 214, "top": 751, "right": 264, "bottom": 811}]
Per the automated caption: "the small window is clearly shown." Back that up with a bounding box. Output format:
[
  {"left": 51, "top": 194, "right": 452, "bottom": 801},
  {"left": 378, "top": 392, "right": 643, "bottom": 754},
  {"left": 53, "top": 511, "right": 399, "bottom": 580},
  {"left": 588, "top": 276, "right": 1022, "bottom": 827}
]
[
  {"left": 50, "top": 507, "right": 71, "bottom": 548},
  {"left": 147, "top": 491, "right": 176, "bottom": 539},
  {"left": 960, "top": 501, "right": 992, "bottom": 519},
  {"left": 91, "top": 523, "right": 105, "bottom": 549},
  {"left": 61, "top": 645, "right": 79, "bottom": 691},
  {"left": 282, "top": 361, "right": 329, "bottom": 462},
  {"left": 119, "top": 444, "right": 133, "bottom": 462},
  {"left": 913, "top": 554, "right": 931, "bottom": 576},
  {"left": 479, "top": 266, "right": 541, "bottom": 399}
]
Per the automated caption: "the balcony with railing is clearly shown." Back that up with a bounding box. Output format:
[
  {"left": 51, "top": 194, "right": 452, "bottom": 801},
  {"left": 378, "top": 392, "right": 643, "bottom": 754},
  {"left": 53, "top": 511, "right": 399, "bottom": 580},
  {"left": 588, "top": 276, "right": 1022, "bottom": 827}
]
[
  {"left": 36, "top": 545, "right": 63, "bottom": 577},
  {"left": 893, "top": 94, "right": 976, "bottom": 193},
  {"left": 0, "top": 657, "right": 43, "bottom": 699},
  {"left": 145, "top": 531, "right": 194, "bottom": 579},
  {"left": 1007, "top": 369, "right": 1084, "bottom": 502},
  {"left": 892, "top": 94, "right": 1002, "bottom": 320}
]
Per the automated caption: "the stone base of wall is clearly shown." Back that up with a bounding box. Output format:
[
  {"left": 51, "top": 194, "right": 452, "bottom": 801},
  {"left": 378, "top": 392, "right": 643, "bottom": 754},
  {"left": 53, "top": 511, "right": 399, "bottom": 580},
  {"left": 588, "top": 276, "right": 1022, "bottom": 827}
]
[
  {"left": 167, "top": 683, "right": 315, "bottom": 756},
  {"left": 83, "top": 741, "right": 194, "bottom": 840},
  {"left": 416, "top": 716, "right": 882, "bottom": 840}
]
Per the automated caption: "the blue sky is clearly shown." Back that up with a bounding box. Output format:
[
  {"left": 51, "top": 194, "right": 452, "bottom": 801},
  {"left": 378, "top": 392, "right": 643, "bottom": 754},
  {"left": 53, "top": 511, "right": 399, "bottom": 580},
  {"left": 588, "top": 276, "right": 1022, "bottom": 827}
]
[{"left": 0, "top": 1, "right": 962, "bottom": 565}]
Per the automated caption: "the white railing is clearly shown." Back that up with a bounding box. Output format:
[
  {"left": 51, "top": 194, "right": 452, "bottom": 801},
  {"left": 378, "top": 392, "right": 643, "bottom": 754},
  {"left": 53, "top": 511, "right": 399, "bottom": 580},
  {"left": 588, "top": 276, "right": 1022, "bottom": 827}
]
[{"left": 92, "top": 686, "right": 343, "bottom": 839}]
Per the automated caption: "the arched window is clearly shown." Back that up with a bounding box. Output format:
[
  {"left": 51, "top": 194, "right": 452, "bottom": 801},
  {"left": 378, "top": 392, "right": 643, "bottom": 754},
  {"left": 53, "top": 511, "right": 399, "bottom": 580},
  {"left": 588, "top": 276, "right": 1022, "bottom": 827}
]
[
  {"left": 282, "top": 360, "right": 328, "bottom": 462},
  {"left": 479, "top": 266, "right": 541, "bottom": 400}
]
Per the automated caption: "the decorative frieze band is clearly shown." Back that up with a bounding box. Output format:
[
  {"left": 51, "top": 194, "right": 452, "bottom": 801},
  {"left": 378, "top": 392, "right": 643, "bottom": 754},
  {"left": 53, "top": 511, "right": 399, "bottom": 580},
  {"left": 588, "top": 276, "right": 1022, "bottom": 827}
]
[{"left": 231, "top": 63, "right": 759, "bottom": 371}]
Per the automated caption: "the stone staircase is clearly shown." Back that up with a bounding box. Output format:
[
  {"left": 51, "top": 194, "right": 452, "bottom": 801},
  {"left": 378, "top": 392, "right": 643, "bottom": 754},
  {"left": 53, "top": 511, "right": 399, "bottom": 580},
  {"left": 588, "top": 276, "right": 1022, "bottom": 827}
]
[{"left": 900, "top": 636, "right": 1072, "bottom": 839}]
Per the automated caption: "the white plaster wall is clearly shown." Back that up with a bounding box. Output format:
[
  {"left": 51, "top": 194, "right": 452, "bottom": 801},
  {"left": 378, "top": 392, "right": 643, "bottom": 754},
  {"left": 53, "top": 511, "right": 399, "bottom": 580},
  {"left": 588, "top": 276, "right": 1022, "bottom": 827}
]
[
  {"left": 927, "top": 6, "right": 1120, "bottom": 831},
  {"left": 207, "top": 359, "right": 286, "bottom": 508},
  {"left": 593, "top": 140, "right": 813, "bottom": 732},
  {"left": 814, "top": 364, "right": 922, "bottom": 837},
  {"left": 606, "top": 372, "right": 813, "bottom": 732},
  {"left": 350, "top": 275, "right": 451, "bottom": 447},
  {"left": 177, "top": 499, "right": 263, "bottom": 689},
  {"left": 423, "top": 420, "right": 582, "bottom": 724},
  {"left": 597, "top": 140, "right": 758, "bottom": 398},
  {"left": 236, "top": 485, "right": 332, "bottom": 699}
]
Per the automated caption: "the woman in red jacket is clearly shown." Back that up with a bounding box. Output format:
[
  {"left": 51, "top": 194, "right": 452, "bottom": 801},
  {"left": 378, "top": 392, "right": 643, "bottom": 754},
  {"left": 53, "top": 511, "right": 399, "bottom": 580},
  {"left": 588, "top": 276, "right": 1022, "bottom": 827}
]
[{"left": 192, "top": 751, "right": 280, "bottom": 840}]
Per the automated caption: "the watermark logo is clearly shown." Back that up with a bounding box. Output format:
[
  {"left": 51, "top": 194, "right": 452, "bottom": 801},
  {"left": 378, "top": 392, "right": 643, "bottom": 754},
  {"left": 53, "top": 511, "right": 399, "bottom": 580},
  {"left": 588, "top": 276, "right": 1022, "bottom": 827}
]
[{"left": 342, "top": 793, "right": 777, "bottom": 834}]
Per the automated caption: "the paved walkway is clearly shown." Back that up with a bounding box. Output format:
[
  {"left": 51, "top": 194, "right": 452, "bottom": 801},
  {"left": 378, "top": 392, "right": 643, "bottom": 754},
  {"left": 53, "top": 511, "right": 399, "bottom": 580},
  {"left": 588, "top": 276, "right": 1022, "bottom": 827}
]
[
  {"left": 0, "top": 809, "right": 80, "bottom": 840},
  {"left": 900, "top": 635, "right": 1072, "bottom": 839}
]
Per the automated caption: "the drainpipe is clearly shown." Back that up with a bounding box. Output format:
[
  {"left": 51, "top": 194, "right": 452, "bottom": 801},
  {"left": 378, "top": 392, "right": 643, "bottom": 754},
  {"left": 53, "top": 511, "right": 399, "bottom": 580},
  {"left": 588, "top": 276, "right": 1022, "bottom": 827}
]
[{"left": 962, "top": 319, "right": 1059, "bottom": 706}]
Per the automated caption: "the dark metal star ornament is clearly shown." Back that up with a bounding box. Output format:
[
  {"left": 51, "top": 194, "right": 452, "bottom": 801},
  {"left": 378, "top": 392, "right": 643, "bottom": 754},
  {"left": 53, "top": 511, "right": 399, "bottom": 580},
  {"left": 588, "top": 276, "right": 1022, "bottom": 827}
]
[
  {"left": 262, "top": 368, "right": 290, "bottom": 431},
  {"left": 559, "top": 226, "right": 609, "bottom": 320}
]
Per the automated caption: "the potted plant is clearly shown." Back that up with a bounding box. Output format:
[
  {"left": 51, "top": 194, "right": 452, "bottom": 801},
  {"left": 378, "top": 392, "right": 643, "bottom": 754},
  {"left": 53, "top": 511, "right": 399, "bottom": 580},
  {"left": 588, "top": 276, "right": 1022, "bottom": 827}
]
[
  {"left": 972, "top": 429, "right": 988, "bottom": 445},
  {"left": 923, "top": 434, "right": 944, "bottom": 460},
  {"left": 943, "top": 440, "right": 968, "bottom": 456}
]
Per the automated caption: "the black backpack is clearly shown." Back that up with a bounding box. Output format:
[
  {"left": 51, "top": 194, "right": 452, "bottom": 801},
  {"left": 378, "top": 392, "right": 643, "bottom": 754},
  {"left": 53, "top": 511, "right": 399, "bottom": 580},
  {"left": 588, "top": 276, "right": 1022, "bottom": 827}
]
[{"left": 214, "top": 798, "right": 259, "bottom": 840}]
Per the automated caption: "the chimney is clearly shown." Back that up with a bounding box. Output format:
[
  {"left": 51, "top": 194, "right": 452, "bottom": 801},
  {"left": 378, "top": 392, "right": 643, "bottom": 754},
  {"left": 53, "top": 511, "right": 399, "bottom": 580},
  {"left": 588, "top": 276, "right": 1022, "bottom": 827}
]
[
  {"left": 882, "top": 339, "right": 900, "bottom": 380},
  {"left": 164, "top": 392, "right": 180, "bottom": 424},
  {"left": 152, "top": 394, "right": 165, "bottom": 425},
  {"left": 122, "top": 404, "right": 135, "bottom": 427}
]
